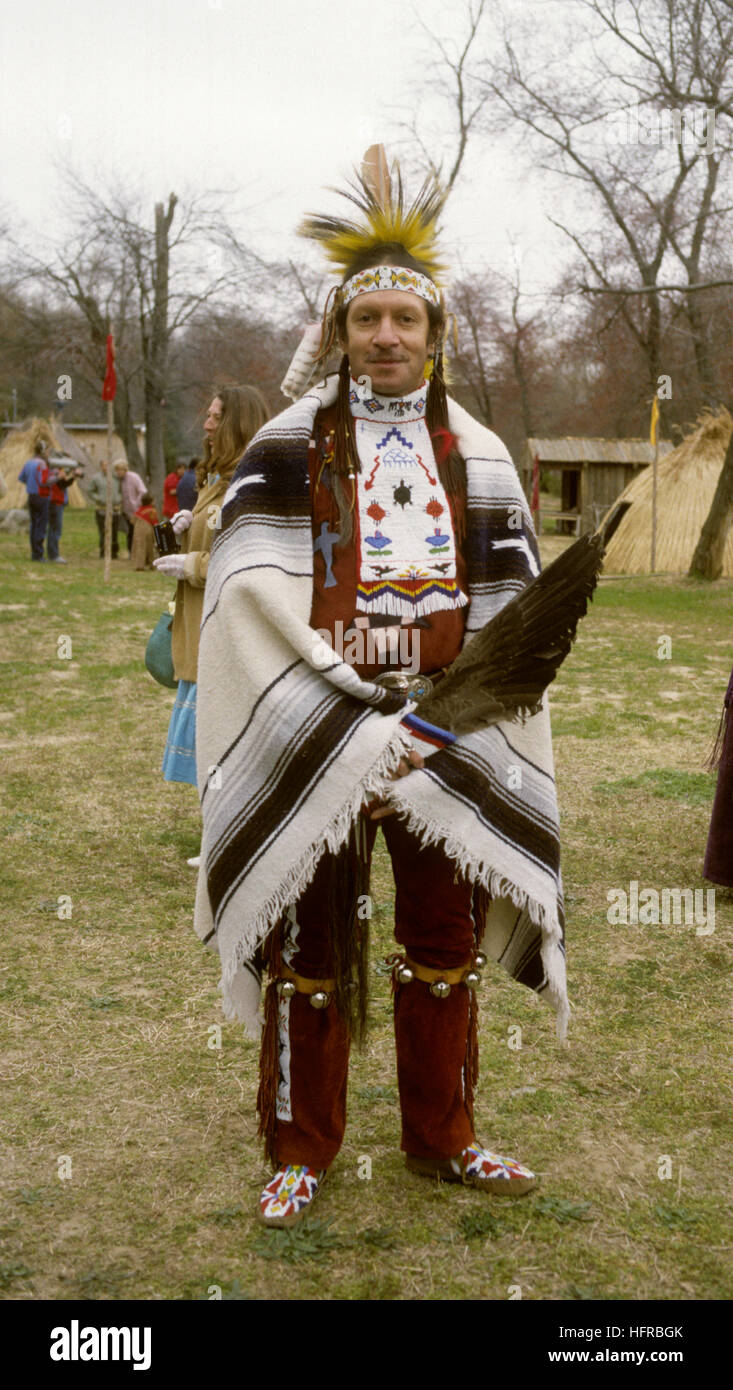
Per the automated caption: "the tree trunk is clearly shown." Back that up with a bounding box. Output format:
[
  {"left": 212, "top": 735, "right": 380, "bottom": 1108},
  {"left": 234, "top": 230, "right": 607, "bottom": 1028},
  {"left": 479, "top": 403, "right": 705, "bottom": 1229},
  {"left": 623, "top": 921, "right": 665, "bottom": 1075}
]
[
  {"left": 145, "top": 197, "right": 176, "bottom": 508},
  {"left": 114, "top": 381, "right": 146, "bottom": 478},
  {"left": 145, "top": 385, "right": 166, "bottom": 509},
  {"left": 512, "top": 340, "right": 533, "bottom": 438},
  {"left": 689, "top": 425, "right": 733, "bottom": 579},
  {"left": 685, "top": 292, "right": 717, "bottom": 405},
  {"left": 460, "top": 312, "right": 493, "bottom": 427}
]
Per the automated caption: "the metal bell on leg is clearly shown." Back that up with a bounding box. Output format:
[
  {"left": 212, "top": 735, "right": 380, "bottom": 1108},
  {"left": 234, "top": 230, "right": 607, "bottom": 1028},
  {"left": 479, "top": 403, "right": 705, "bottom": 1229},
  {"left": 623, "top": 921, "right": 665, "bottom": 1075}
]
[
  {"left": 396, "top": 963, "right": 414, "bottom": 985},
  {"left": 279, "top": 979, "right": 296, "bottom": 999},
  {"left": 309, "top": 990, "right": 331, "bottom": 1010},
  {"left": 430, "top": 979, "right": 451, "bottom": 999}
]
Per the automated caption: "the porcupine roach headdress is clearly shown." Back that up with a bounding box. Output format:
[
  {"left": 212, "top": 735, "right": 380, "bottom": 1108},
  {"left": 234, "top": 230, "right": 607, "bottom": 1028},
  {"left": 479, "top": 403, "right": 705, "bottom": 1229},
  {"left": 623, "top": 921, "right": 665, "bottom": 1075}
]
[
  {"left": 281, "top": 146, "right": 462, "bottom": 513},
  {"left": 280, "top": 145, "right": 449, "bottom": 399}
]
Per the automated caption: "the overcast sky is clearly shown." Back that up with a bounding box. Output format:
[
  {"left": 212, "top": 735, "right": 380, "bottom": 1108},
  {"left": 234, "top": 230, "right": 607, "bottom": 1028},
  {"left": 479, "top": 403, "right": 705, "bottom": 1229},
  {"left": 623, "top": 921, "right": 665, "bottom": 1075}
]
[{"left": 1, "top": 0, "right": 569, "bottom": 299}]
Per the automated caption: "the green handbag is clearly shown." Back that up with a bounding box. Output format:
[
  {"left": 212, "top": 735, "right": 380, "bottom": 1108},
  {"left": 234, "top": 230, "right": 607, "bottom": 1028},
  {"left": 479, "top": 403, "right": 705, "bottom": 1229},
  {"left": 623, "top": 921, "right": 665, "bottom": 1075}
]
[{"left": 145, "top": 608, "right": 177, "bottom": 688}]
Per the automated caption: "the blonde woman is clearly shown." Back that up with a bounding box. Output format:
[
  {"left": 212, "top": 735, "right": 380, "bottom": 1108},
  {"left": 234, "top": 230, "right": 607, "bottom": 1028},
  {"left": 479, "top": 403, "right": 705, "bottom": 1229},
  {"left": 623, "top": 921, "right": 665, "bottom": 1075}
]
[{"left": 154, "top": 386, "right": 270, "bottom": 854}]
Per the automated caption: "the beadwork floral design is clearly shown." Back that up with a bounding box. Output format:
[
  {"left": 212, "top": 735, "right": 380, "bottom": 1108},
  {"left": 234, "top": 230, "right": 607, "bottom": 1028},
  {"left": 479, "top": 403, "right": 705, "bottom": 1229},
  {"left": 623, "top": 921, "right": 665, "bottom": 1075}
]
[
  {"left": 259, "top": 1164, "right": 325, "bottom": 1223},
  {"left": 462, "top": 1144, "right": 536, "bottom": 1184}
]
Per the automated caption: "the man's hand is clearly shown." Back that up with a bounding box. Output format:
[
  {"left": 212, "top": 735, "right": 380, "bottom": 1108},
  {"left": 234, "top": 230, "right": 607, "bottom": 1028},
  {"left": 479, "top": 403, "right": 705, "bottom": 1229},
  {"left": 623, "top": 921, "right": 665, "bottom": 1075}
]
[
  {"left": 365, "top": 748, "right": 424, "bottom": 820},
  {"left": 153, "top": 554, "right": 187, "bottom": 579}
]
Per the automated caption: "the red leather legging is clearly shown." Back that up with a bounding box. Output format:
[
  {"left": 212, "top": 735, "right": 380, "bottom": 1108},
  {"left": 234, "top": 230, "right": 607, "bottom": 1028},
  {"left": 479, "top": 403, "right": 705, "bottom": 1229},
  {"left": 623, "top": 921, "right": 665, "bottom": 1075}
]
[{"left": 272, "top": 814, "right": 478, "bottom": 1167}]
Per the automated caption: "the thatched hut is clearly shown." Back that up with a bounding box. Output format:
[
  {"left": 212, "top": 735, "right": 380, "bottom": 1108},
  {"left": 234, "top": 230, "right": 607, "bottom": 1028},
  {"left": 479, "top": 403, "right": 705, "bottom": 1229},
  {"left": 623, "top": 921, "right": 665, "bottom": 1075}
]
[
  {"left": 602, "top": 409, "right": 733, "bottom": 576},
  {"left": 0, "top": 418, "right": 89, "bottom": 510}
]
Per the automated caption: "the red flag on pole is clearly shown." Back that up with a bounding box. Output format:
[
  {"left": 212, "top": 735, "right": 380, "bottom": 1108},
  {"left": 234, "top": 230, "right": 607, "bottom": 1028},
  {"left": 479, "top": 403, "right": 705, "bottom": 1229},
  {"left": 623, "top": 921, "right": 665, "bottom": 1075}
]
[
  {"left": 531, "top": 452, "right": 540, "bottom": 515},
  {"left": 101, "top": 333, "right": 117, "bottom": 401}
]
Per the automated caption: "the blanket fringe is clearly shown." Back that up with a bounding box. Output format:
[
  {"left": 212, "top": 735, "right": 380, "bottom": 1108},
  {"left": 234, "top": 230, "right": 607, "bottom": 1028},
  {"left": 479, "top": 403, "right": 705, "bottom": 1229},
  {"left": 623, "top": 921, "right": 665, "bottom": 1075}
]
[{"left": 386, "top": 793, "right": 563, "bottom": 941}]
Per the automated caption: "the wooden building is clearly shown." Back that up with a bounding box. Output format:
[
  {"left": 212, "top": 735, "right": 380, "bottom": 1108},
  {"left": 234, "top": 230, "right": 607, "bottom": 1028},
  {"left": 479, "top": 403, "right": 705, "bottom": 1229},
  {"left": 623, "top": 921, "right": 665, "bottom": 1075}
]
[
  {"left": 521, "top": 437, "right": 673, "bottom": 534},
  {"left": 57, "top": 421, "right": 146, "bottom": 467}
]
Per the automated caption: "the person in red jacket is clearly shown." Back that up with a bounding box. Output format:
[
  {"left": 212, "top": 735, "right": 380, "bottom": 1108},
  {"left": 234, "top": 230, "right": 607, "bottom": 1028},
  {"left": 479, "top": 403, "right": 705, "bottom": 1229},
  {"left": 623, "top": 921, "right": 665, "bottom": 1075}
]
[
  {"left": 130, "top": 492, "right": 160, "bottom": 570},
  {"left": 163, "top": 463, "right": 186, "bottom": 519},
  {"left": 47, "top": 460, "right": 83, "bottom": 563}
]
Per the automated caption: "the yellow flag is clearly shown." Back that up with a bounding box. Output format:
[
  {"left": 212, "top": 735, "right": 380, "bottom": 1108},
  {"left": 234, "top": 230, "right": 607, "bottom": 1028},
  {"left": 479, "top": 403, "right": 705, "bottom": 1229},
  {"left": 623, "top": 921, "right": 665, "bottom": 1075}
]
[{"left": 650, "top": 395, "right": 659, "bottom": 446}]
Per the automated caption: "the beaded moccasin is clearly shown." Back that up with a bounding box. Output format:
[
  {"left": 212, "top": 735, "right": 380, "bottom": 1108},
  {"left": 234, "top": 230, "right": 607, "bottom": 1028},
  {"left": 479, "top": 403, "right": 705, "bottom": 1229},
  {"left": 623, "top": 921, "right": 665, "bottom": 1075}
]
[
  {"left": 406, "top": 1142, "right": 537, "bottom": 1197},
  {"left": 258, "top": 1164, "right": 327, "bottom": 1227}
]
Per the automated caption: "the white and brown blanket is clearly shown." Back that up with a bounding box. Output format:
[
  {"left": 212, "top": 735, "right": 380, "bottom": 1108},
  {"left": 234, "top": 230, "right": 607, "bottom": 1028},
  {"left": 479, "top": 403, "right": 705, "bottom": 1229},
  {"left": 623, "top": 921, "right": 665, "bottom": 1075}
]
[{"left": 193, "top": 376, "right": 568, "bottom": 1040}]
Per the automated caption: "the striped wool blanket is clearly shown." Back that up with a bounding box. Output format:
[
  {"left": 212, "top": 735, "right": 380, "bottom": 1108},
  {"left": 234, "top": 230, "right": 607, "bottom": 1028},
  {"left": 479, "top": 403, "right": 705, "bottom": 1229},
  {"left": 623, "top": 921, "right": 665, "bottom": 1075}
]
[{"left": 193, "top": 376, "right": 568, "bottom": 1040}]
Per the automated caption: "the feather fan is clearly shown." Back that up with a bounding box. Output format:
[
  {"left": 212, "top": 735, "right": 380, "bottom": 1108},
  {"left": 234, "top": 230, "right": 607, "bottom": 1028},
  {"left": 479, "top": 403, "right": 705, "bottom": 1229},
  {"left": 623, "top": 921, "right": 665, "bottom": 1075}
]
[{"left": 417, "top": 503, "right": 631, "bottom": 735}]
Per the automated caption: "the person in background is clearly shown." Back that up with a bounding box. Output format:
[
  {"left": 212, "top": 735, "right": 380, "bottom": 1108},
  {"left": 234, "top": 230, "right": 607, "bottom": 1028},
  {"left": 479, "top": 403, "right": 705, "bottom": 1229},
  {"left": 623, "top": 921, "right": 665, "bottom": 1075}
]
[
  {"left": 47, "top": 459, "right": 84, "bottom": 564},
  {"left": 176, "top": 457, "right": 198, "bottom": 512},
  {"left": 130, "top": 491, "right": 160, "bottom": 570},
  {"left": 17, "top": 440, "right": 52, "bottom": 560},
  {"left": 153, "top": 386, "right": 270, "bottom": 863},
  {"left": 115, "top": 459, "right": 147, "bottom": 554},
  {"left": 163, "top": 462, "right": 186, "bottom": 519},
  {"left": 703, "top": 661, "right": 733, "bottom": 889},
  {"left": 88, "top": 460, "right": 122, "bottom": 558}
]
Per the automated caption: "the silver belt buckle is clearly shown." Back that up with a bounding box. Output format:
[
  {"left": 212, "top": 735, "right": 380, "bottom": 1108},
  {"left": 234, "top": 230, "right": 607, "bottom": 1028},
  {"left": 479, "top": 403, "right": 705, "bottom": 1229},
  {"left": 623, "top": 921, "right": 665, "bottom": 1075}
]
[{"left": 373, "top": 671, "right": 434, "bottom": 701}]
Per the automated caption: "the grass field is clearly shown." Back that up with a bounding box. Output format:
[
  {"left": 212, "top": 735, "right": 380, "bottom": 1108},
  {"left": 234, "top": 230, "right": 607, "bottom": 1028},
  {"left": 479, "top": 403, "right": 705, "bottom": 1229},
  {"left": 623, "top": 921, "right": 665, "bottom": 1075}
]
[{"left": 1, "top": 510, "right": 731, "bottom": 1302}]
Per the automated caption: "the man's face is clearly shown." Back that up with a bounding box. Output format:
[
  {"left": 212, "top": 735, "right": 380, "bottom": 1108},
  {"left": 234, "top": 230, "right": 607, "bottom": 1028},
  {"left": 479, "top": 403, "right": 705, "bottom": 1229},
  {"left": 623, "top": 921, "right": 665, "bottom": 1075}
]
[{"left": 340, "top": 290, "right": 434, "bottom": 398}]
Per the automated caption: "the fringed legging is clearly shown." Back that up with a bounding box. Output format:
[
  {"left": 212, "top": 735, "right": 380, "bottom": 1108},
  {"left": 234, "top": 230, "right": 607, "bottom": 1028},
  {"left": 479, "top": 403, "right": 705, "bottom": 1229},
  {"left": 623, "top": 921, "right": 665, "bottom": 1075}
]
[{"left": 258, "top": 813, "right": 486, "bottom": 1169}]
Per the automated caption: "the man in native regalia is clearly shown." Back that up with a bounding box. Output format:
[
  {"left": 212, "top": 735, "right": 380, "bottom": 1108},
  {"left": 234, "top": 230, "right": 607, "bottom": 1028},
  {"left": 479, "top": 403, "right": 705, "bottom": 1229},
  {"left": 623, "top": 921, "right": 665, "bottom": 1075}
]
[{"left": 193, "top": 149, "right": 568, "bottom": 1227}]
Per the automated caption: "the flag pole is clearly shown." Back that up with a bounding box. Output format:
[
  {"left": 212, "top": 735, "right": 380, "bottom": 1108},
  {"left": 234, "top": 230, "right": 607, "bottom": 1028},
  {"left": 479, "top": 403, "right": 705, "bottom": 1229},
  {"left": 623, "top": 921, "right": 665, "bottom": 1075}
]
[
  {"left": 102, "top": 327, "right": 117, "bottom": 584},
  {"left": 650, "top": 395, "right": 659, "bottom": 574},
  {"left": 531, "top": 451, "right": 541, "bottom": 534}
]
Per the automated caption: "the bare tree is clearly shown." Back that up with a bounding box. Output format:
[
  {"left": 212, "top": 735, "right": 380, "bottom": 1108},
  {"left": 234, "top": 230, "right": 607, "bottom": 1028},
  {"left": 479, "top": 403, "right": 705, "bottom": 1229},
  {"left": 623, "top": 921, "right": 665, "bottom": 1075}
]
[
  {"left": 400, "top": 0, "right": 492, "bottom": 196},
  {"left": 450, "top": 258, "right": 545, "bottom": 442},
  {"left": 491, "top": 2, "right": 733, "bottom": 397},
  {"left": 409, "top": 0, "right": 733, "bottom": 572},
  {"left": 13, "top": 170, "right": 264, "bottom": 502}
]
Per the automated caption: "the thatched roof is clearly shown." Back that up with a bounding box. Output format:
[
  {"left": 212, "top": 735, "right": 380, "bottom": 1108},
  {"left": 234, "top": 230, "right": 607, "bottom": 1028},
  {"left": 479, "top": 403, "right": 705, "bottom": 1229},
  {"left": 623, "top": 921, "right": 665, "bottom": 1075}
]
[
  {"left": 0, "top": 418, "right": 88, "bottom": 509},
  {"left": 53, "top": 420, "right": 95, "bottom": 475},
  {"left": 525, "top": 437, "right": 673, "bottom": 466},
  {"left": 602, "top": 409, "right": 733, "bottom": 575}
]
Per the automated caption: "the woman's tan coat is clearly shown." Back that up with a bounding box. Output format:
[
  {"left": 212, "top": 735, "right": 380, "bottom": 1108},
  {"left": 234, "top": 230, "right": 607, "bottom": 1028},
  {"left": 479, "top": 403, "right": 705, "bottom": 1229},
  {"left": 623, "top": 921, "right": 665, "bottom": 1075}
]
[{"left": 171, "top": 469, "right": 233, "bottom": 683}]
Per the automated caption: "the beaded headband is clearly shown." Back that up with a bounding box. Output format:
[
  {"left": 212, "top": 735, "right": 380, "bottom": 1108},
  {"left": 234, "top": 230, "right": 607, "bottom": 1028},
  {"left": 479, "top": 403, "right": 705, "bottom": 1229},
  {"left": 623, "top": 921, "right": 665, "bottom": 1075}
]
[{"left": 342, "top": 265, "right": 440, "bottom": 308}]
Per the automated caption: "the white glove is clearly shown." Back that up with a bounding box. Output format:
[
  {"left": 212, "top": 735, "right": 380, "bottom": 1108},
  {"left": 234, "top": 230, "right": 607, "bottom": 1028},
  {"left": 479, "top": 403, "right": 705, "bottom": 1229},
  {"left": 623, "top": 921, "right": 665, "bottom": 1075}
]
[
  {"left": 153, "top": 554, "right": 187, "bottom": 579},
  {"left": 171, "top": 509, "right": 193, "bottom": 534}
]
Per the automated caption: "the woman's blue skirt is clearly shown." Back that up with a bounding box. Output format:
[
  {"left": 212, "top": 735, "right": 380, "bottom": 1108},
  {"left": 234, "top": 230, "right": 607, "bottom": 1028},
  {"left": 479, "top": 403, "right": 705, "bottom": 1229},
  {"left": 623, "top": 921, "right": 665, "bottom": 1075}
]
[{"left": 162, "top": 679, "right": 197, "bottom": 785}]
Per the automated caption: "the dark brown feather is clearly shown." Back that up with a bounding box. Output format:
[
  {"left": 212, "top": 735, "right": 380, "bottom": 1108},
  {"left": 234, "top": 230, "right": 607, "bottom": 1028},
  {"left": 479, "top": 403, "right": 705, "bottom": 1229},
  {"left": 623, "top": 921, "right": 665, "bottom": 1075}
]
[{"left": 417, "top": 502, "right": 631, "bottom": 735}]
